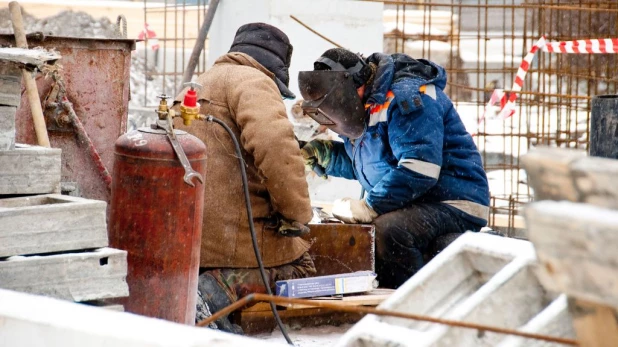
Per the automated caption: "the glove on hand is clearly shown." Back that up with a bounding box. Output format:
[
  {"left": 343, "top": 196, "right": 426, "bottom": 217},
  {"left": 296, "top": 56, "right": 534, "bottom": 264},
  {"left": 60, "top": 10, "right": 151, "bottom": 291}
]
[
  {"left": 278, "top": 219, "right": 310, "bottom": 237},
  {"left": 332, "top": 198, "right": 378, "bottom": 224},
  {"left": 300, "top": 140, "right": 333, "bottom": 179}
]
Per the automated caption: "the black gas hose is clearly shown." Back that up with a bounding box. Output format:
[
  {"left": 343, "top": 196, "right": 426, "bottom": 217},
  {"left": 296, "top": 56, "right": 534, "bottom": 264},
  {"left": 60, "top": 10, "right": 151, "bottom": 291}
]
[{"left": 205, "top": 115, "right": 295, "bottom": 345}]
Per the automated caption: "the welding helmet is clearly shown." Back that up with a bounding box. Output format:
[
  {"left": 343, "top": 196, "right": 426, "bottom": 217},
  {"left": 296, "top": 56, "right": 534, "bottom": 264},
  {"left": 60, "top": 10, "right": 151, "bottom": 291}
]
[{"left": 298, "top": 48, "right": 372, "bottom": 139}]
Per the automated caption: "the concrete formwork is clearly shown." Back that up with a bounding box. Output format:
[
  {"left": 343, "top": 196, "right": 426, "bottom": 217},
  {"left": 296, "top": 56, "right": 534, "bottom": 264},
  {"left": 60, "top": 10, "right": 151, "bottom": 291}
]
[
  {"left": 0, "top": 194, "right": 108, "bottom": 257},
  {"left": 0, "top": 247, "right": 128, "bottom": 302},
  {"left": 0, "top": 144, "right": 61, "bottom": 195},
  {"left": 337, "top": 233, "right": 575, "bottom": 347}
]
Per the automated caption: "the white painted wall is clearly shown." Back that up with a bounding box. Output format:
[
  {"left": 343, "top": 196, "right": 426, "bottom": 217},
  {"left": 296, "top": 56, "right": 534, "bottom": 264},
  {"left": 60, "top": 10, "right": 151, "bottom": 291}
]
[{"left": 208, "top": 0, "right": 384, "bottom": 99}]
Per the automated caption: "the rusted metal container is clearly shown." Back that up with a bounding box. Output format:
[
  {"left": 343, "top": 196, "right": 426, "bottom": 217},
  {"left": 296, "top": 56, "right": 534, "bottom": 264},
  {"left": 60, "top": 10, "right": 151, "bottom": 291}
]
[
  {"left": 108, "top": 127, "right": 206, "bottom": 325},
  {"left": 0, "top": 35, "right": 135, "bottom": 203}
]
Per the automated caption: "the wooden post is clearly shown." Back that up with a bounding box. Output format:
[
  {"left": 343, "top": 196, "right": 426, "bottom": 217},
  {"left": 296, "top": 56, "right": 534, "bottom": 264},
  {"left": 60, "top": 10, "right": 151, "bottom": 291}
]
[
  {"left": 569, "top": 298, "right": 618, "bottom": 347},
  {"left": 8, "top": 1, "right": 50, "bottom": 148}
]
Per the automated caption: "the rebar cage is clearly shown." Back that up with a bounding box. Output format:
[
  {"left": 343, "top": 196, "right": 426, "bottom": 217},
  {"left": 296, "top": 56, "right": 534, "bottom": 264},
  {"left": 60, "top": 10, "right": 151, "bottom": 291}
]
[{"left": 140, "top": 0, "right": 618, "bottom": 236}]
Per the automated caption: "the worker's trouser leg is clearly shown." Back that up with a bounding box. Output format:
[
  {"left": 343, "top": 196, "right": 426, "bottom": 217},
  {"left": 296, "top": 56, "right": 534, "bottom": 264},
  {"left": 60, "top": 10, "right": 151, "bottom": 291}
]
[
  {"left": 374, "top": 203, "right": 483, "bottom": 289},
  {"left": 195, "top": 252, "right": 316, "bottom": 332}
]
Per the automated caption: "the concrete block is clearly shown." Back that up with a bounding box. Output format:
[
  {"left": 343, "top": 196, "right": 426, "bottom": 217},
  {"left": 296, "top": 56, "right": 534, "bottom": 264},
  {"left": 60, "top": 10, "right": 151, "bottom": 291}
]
[
  {"left": 337, "top": 233, "right": 574, "bottom": 347},
  {"left": 520, "top": 147, "right": 586, "bottom": 202},
  {"left": 0, "top": 105, "right": 16, "bottom": 151},
  {"left": 525, "top": 200, "right": 618, "bottom": 309},
  {"left": 0, "top": 194, "right": 108, "bottom": 257},
  {"left": 0, "top": 144, "right": 61, "bottom": 195},
  {"left": 0, "top": 248, "right": 129, "bottom": 302},
  {"left": 0, "top": 288, "right": 280, "bottom": 347},
  {"left": 522, "top": 147, "right": 618, "bottom": 210},
  {"left": 0, "top": 62, "right": 21, "bottom": 151}
]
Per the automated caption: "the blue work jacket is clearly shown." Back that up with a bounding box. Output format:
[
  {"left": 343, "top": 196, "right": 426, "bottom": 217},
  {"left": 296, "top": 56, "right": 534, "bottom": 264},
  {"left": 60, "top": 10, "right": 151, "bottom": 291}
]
[{"left": 325, "top": 53, "right": 490, "bottom": 226}]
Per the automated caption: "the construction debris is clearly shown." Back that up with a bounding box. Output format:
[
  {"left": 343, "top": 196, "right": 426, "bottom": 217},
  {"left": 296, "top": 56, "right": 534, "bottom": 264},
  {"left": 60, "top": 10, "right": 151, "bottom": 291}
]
[{"left": 0, "top": 9, "right": 121, "bottom": 39}]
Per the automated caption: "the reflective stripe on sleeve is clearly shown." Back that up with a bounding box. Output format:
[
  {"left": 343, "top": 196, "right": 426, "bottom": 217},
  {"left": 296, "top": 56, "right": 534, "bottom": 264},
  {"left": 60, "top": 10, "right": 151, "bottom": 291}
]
[{"left": 398, "top": 158, "right": 441, "bottom": 179}]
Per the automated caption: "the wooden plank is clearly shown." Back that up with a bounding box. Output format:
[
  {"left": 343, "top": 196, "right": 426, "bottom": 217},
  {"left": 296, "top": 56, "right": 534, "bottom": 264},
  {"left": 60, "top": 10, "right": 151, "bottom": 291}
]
[
  {"left": 568, "top": 298, "right": 618, "bottom": 347},
  {"left": 525, "top": 201, "right": 618, "bottom": 308},
  {"left": 303, "top": 223, "right": 375, "bottom": 276},
  {"left": 0, "top": 47, "right": 60, "bottom": 67}
]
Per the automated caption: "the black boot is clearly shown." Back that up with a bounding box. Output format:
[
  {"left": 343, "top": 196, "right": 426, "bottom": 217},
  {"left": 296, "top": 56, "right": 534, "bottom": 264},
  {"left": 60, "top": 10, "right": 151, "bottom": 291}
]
[{"left": 195, "top": 272, "right": 244, "bottom": 334}]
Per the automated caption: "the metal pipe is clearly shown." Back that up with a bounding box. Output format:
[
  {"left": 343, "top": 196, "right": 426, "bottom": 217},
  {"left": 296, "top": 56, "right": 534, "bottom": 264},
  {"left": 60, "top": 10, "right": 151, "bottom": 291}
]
[
  {"left": 590, "top": 95, "right": 618, "bottom": 159},
  {"left": 181, "top": 0, "right": 220, "bottom": 85},
  {"left": 196, "top": 293, "right": 579, "bottom": 346}
]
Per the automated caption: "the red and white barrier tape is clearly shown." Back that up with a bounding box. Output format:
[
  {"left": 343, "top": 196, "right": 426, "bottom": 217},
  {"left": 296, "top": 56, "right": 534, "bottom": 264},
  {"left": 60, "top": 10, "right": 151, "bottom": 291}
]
[{"left": 477, "top": 36, "right": 618, "bottom": 135}]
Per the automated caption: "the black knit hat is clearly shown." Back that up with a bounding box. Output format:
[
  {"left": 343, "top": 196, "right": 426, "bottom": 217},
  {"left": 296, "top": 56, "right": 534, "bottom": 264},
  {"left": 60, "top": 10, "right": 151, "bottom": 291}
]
[
  {"left": 314, "top": 48, "right": 373, "bottom": 88},
  {"left": 229, "top": 23, "right": 295, "bottom": 99}
]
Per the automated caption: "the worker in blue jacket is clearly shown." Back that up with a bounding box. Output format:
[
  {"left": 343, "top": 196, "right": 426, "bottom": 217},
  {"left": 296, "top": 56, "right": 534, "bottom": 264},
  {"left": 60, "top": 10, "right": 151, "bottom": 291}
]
[{"left": 298, "top": 48, "right": 490, "bottom": 288}]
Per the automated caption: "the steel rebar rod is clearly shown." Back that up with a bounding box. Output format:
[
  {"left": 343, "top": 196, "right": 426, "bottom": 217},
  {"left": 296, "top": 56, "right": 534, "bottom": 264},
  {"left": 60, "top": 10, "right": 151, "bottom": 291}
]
[
  {"left": 181, "top": 0, "right": 220, "bottom": 85},
  {"left": 289, "top": 15, "right": 344, "bottom": 48},
  {"left": 196, "top": 293, "right": 579, "bottom": 346}
]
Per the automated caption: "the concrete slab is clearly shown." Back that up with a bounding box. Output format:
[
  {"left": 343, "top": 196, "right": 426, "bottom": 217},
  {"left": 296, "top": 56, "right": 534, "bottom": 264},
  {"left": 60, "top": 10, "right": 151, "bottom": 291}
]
[
  {"left": 0, "top": 194, "right": 108, "bottom": 257},
  {"left": 0, "top": 248, "right": 129, "bottom": 302},
  {"left": 337, "top": 233, "right": 575, "bottom": 346},
  {"left": 0, "top": 288, "right": 281, "bottom": 347},
  {"left": 0, "top": 144, "right": 61, "bottom": 195}
]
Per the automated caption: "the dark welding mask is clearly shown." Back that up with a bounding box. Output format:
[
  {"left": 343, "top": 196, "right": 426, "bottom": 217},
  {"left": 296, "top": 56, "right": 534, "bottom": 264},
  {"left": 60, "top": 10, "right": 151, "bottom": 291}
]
[{"left": 297, "top": 70, "right": 366, "bottom": 139}]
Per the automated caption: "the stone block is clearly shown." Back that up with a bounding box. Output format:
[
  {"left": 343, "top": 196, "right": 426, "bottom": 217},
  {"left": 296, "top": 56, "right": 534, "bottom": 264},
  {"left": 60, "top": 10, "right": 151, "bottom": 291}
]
[
  {"left": 0, "top": 288, "right": 277, "bottom": 347},
  {"left": 0, "top": 194, "right": 108, "bottom": 257},
  {"left": 0, "top": 248, "right": 129, "bottom": 302},
  {"left": 337, "top": 233, "right": 575, "bottom": 346},
  {"left": 0, "top": 144, "right": 61, "bottom": 195}
]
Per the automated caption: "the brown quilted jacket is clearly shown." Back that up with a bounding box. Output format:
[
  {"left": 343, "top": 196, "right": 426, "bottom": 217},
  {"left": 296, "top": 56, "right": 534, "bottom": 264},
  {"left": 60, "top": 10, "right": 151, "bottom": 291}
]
[{"left": 174, "top": 52, "right": 312, "bottom": 268}]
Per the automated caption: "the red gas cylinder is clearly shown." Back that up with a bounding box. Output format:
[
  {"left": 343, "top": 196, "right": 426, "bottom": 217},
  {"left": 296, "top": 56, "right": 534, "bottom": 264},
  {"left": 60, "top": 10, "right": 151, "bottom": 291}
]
[{"left": 109, "top": 126, "right": 206, "bottom": 324}]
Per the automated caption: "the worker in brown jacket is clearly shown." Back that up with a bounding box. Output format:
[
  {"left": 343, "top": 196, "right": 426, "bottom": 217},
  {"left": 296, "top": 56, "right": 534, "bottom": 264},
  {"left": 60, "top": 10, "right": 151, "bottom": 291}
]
[{"left": 174, "top": 23, "right": 315, "bottom": 332}]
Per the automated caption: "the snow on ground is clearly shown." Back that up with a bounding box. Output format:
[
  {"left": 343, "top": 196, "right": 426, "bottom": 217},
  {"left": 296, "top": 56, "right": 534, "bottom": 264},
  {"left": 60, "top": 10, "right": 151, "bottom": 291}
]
[{"left": 254, "top": 324, "right": 353, "bottom": 347}]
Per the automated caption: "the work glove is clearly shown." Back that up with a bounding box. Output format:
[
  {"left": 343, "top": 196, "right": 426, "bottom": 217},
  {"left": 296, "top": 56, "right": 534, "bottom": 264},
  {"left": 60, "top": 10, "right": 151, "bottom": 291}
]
[
  {"left": 332, "top": 198, "right": 378, "bottom": 224},
  {"left": 300, "top": 139, "right": 333, "bottom": 179},
  {"left": 278, "top": 219, "right": 310, "bottom": 237}
]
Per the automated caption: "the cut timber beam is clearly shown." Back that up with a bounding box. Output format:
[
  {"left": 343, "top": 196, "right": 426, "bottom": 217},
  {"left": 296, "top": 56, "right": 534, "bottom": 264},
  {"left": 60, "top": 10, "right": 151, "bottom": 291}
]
[
  {"left": 0, "top": 194, "right": 108, "bottom": 257},
  {"left": 303, "top": 223, "right": 375, "bottom": 276},
  {"left": 0, "top": 248, "right": 128, "bottom": 302}
]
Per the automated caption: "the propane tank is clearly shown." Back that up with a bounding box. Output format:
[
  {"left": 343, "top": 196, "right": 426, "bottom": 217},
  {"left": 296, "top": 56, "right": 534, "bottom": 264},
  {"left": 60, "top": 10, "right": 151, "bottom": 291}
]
[{"left": 109, "top": 95, "right": 206, "bottom": 324}]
